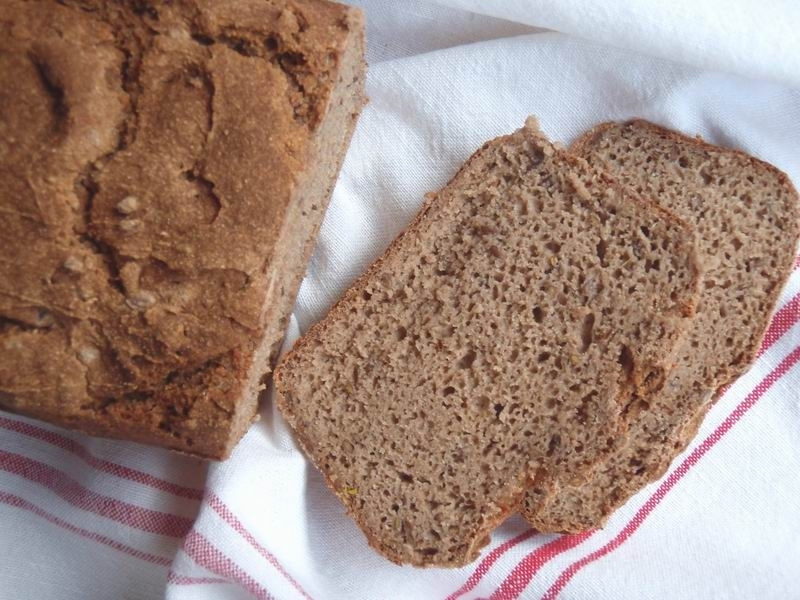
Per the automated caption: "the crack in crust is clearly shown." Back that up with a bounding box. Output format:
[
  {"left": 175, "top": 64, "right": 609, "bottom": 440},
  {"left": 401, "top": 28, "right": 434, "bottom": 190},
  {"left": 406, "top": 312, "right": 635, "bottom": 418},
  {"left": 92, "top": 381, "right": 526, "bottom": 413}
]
[
  {"left": 190, "top": 29, "right": 327, "bottom": 127},
  {"left": 0, "top": 0, "right": 365, "bottom": 457}
]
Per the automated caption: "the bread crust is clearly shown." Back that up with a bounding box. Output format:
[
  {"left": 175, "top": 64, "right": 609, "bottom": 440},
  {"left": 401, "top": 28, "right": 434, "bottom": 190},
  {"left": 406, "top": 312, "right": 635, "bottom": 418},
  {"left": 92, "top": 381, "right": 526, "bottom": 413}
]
[{"left": 0, "top": 0, "right": 365, "bottom": 458}]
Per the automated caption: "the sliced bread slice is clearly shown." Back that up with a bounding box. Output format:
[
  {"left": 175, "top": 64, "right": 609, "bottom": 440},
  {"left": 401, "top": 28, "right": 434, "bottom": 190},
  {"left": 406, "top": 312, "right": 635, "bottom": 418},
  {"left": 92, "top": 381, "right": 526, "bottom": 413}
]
[
  {"left": 274, "top": 119, "right": 700, "bottom": 567},
  {"left": 522, "top": 120, "right": 800, "bottom": 532}
]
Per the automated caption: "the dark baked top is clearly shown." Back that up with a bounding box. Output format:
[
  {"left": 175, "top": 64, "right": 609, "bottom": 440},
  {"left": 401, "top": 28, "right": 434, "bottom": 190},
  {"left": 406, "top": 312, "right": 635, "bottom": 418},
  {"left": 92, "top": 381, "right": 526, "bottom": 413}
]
[{"left": 0, "top": 0, "right": 363, "bottom": 456}]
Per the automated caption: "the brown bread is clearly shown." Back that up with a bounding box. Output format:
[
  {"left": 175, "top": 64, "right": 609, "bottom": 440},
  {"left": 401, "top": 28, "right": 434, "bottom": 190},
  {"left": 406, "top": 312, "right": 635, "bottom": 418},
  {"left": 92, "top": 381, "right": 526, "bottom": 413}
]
[
  {"left": 522, "top": 120, "right": 800, "bottom": 532},
  {"left": 0, "top": 0, "right": 365, "bottom": 458},
  {"left": 275, "top": 119, "right": 700, "bottom": 567}
]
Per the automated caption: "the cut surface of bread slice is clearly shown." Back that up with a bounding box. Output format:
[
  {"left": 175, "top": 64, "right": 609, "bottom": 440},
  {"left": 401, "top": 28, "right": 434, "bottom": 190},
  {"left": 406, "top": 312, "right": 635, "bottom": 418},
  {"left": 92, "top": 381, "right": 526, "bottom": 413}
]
[
  {"left": 274, "top": 119, "right": 700, "bottom": 567},
  {"left": 522, "top": 119, "right": 800, "bottom": 532}
]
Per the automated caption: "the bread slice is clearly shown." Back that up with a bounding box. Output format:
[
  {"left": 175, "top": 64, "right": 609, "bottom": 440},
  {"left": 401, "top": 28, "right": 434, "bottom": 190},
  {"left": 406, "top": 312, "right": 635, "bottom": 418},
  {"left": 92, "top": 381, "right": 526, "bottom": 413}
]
[
  {"left": 0, "top": 0, "right": 365, "bottom": 458},
  {"left": 274, "top": 119, "right": 700, "bottom": 567},
  {"left": 522, "top": 120, "right": 800, "bottom": 532}
]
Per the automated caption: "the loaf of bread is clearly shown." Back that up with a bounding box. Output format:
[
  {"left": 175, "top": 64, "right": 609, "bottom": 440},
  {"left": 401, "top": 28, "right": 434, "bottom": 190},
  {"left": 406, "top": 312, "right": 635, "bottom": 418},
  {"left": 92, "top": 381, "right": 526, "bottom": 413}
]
[
  {"left": 0, "top": 0, "right": 365, "bottom": 458},
  {"left": 275, "top": 119, "right": 700, "bottom": 567},
  {"left": 522, "top": 120, "right": 800, "bottom": 532}
]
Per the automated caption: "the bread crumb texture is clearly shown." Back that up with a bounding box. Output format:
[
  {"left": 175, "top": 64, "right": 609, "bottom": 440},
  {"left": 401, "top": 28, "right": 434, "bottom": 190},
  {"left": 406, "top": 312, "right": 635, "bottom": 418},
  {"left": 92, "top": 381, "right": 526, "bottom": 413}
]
[
  {"left": 275, "top": 123, "right": 701, "bottom": 566},
  {"left": 522, "top": 120, "right": 800, "bottom": 532},
  {"left": 0, "top": 0, "right": 365, "bottom": 457}
]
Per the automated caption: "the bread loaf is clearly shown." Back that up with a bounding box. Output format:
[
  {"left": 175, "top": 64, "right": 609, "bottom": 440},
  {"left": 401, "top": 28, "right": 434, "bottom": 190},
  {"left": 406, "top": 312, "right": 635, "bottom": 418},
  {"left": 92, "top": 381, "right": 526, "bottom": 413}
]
[
  {"left": 275, "top": 119, "right": 700, "bottom": 566},
  {"left": 522, "top": 120, "right": 800, "bottom": 532},
  {"left": 0, "top": 0, "right": 365, "bottom": 458}
]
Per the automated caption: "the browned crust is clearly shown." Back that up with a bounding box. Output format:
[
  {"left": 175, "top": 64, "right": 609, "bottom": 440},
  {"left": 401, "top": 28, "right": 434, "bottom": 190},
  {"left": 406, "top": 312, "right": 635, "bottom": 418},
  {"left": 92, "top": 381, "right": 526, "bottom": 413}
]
[{"left": 0, "top": 0, "right": 366, "bottom": 459}]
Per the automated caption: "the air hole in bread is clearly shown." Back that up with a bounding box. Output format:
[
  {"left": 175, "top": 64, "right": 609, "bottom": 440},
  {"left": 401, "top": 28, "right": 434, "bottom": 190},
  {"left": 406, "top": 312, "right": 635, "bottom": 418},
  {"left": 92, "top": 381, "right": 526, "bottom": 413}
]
[
  {"left": 595, "top": 239, "right": 607, "bottom": 265},
  {"left": 618, "top": 345, "right": 634, "bottom": 379},
  {"left": 547, "top": 434, "right": 561, "bottom": 457},
  {"left": 545, "top": 240, "right": 561, "bottom": 254},
  {"left": 458, "top": 349, "right": 477, "bottom": 369},
  {"left": 579, "top": 313, "right": 595, "bottom": 353}
]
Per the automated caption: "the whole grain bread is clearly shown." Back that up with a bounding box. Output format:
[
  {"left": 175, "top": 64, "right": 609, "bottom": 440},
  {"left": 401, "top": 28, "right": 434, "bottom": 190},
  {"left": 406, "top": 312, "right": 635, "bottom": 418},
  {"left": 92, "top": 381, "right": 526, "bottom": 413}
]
[
  {"left": 522, "top": 120, "right": 800, "bottom": 532},
  {"left": 0, "top": 0, "right": 365, "bottom": 458},
  {"left": 274, "top": 119, "right": 700, "bottom": 567}
]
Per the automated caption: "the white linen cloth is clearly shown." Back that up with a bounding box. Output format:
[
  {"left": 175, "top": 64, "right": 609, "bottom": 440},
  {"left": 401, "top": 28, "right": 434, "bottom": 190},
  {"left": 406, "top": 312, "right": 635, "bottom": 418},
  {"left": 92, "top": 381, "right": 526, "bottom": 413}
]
[{"left": 2, "top": 2, "right": 799, "bottom": 599}]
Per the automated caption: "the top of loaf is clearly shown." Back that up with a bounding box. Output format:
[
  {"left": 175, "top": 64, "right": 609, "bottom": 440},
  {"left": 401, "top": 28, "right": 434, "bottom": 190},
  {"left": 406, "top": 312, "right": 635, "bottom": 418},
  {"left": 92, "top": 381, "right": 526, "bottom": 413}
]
[{"left": 0, "top": 0, "right": 363, "bottom": 456}]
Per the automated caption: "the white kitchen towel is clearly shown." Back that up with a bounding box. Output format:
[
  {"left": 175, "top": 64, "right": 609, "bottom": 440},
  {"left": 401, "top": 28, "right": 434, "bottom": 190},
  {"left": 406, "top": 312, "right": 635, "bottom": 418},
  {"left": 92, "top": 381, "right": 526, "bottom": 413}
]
[
  {"left": 433, "top": 0, "right": 800, "bottom": 87},
  {"left": 2, "top": 2, "right": 799, "bottom": 599}
]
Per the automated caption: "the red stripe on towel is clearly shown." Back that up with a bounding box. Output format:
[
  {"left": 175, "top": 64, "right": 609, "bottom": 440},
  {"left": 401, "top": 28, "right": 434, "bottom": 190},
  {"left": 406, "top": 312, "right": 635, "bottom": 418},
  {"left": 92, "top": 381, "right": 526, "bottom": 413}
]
[
  {"left": 0, "top": 450, "right": 193, "bottom": 538},
  {"left": 463, "top": 284, "right": 800, "bottom": 599},
  {"left": 0, "top": 490, "right": 171, "bottom": 566},
  {"left": 759, "top": 294, "right": 800, "bottom": 351},
  {"left": 538, "top": 345, "right": 800, "bottom": 599},
  {"left": 445, "top": 529, "right": 538, "bottom": 600},
  {"left": 167, "top": 572, "right": 230, "bottom": 585},
  {"left": 0, "top": 416, "right": 204, "bottom": 500},
  {"left": 207, "top": 493, "right": 314, "bottom": 600},
  {"left": 182, "top": 530, "right": 276, "bottom": 600},
  {"left": 487, "top": 532, "right": 593, "bottom": 600}
]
